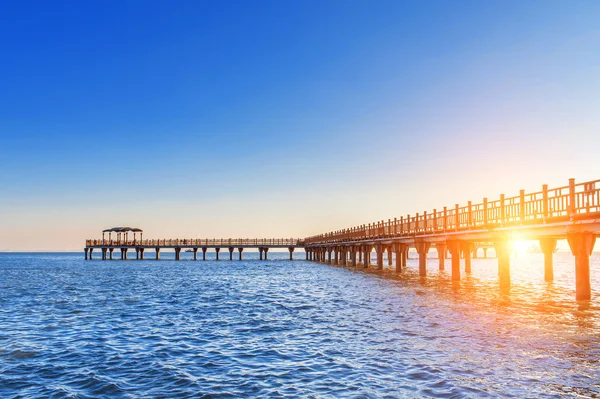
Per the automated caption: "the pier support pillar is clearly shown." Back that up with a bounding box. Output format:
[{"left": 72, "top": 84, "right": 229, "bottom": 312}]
[
  {"left": 193, "top": 248, "right": 198, "bottom": 261},
  {"left": 139, "top": 248, "right": 144, "bottom": 260},
  {"left": 89, "top": 248, "right": 95, "bottom": 260},
  {"left": 402, "top": 246, "right": 408, "bottom": 267},
  {"left": 462, "top": 242, "right": 473, "bottom": 273},
  {"left": 447, "top": 240, "right": 460, "bottom": 281},
  {"left": 264, "top": 248, "right": 269, "bottom": 260},
  {"left": 363, "top": 246, "right": 370, "bottom": 268},
  {"left": 155, "top": 248, "right": 160, "bottom": 260},
  {"left": 376, "top": 244, "right": 384, "bottom": 270},
  {"left": 327, "top": 248, "right": 332, "bottom": 264},
  {"left": 259, "top": 248, "right": 264, "bottom": 260},
  {"left": 472, "top": 248, "right": 478, "bottom": 259},
  {"left": 215, "top": 248, "right": 220, "bottom": 261},
  {"left": 334, "top": 248, "right": 339, "bottom": 265},
  {"left": 135, "top": 248, "right": 140, "bottom": 260},
  {"left": 84, "top": 248, "right": 89, "bottom": 260},
  {"left": 175, "top": 248, "right": 181, "bottom": 261},
  {"left": 110, "top": 248, "right": 114, "bottom": 260},
  {"left": 494, "top": 239, "right": 511, "bottom": 290},
  {"left": 239, "top": 248, "right": 243, "bottom": 260},
  {"left": 202, "top": 247, "right": 207, "bottom": 261},
  {"left": 289, "top": 247, "right": 294, "bottom": 260},
  {"left": 436, "top": 243, "right": 446, "bottom": 271},
  {"left": 351, "top": 247, "right": 357, "bottom": 267},
  {"left": 567, "top": 233, "right": 596, "bottom": 301},
  {"left": 101, "top": 248, "right": 107, "bottom": 260},
  {"left": 539, "top": 238, "right": 557, "bottom": 282},
  {"left": 358, "top": 250, "right": 363, "bottom": 263},
  {"left": 394, "top": 244, "right": 403, "bottom": 272},
  {"left": 341, "top": 247, "right": 347, "bottom": 265},
  {"left": 229, "top": 247, "right": 234, "bottom": 261},
  {"left": 414, "top": 241, "right": 430, "bottom": 277},
  {"left": 483, "top": 248, "right": 488, "bottom": 258}
]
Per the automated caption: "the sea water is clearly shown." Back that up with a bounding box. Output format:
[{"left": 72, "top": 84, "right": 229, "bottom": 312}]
[{"left": 1, "top": 251, "right": 599, "bottom": 398}]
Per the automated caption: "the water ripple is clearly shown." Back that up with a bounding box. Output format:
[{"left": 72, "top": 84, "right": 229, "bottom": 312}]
[{"left": 1, "top": 252, "right": 599, "bottom": 398}]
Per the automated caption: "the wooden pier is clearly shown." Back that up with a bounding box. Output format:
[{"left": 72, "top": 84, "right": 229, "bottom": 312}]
[
  {"left": 86, "top": 178, "right": 600, "bottom": 300},
  {"left": 304, "top": 178, "right": 600, "bottom": 301},
  {"left": 85, "top": 237, "right": 303, "bottom": 261}
]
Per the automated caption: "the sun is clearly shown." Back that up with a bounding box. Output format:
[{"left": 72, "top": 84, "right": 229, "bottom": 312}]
[{"left": 512, "top": 240, "right": 529, "bottom": 253}]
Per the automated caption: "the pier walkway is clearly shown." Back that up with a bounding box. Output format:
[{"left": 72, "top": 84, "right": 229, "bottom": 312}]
[
  {"left": 86, "top": 178, "right": 600, "bottom": 300},
  {"left": 304, "top": 178, "right": 600, "bottom": 300},
  {"left": 85, "top": 238, "right": 303, "bottom": 261}
]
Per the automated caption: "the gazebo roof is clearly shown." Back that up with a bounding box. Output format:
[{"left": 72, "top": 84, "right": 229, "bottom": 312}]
[{"left": 102, "top": 227, "right": 143, "bottom": 233}]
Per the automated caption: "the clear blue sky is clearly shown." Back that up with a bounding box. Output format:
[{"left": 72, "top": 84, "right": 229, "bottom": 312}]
[{"left": 1, "top": 1, "right": 599, "bottom": 250}]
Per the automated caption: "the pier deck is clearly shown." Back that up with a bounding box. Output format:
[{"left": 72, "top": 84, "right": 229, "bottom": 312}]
[
  {"left": 85, "top": 178, "right": 600, "bottom": 300},
  {"left": 85, "top": 238, "right": 303, "bottom": 261},
  {"left": 303, "top": 178, "right": 600, "bottom": 300}
]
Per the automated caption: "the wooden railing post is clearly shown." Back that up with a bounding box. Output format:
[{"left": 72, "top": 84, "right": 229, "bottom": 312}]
[
  {"left": 542, "top": 184, "right": 548, "bottom": 221},
  {"left": 500, "top": 194, "right": 505, "bottom": 225},
  {"left": 468, "top": 201, "right": 472, "bottom": 227},
  {"left": 443, "top": 206, "right": 447, "bottom": 231},
  {"left": 433, "top": 209, "right": 437, "bottom": 231},
  {"left": 483, "top": 198, "right": 488, "bottom": 227},
  {"left": 415, "top": 213, "right": 420, "bottom": 233},
  {"left": 455, "top": 204, "right": 459, "bottom": 231},
  {"left": 520, "top": 189, "right": 525, "bottom": 223},
  {"left": 569, "top": 178, "right": 576, "bottom": 218}
]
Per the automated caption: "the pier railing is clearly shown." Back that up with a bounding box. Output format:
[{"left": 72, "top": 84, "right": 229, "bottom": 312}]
[
  {"left": 86, "top": 238, "right": 303, "bottom": 247},
  {"left": 305, "top": 178, "right": 600, "bottom": 245}
]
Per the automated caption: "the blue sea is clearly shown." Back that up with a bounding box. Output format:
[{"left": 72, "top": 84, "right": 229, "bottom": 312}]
[{"left": 1, "top": 251, "right": 599, "bottom": 398}]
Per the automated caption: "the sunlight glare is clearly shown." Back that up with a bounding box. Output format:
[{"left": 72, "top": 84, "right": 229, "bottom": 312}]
[{"left": 512, "top": 239, "right": 537, "bottom": 255}]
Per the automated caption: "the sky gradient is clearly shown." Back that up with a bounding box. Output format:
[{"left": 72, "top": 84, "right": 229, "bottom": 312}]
[{"left": 1, "top": 1, "right": 599, "bottom": 250}]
